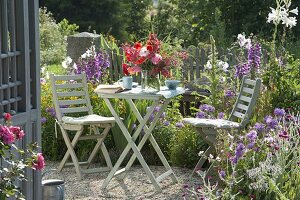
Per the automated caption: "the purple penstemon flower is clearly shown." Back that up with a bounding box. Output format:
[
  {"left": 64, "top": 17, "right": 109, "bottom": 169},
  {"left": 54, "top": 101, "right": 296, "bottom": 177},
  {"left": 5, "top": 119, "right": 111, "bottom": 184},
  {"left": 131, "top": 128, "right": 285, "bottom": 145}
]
[
  {"left": 235, "top": 63, "right": 251, "bottom": 78},
  {"left": 74, "top": 47, "right": 110, "bottom": 83},
  {"left": 175, "top": 122, "right": 184, "bottom": 128},
  {"left": 196, "top": 111, "right": 206, "bottom": 119},
  {"left": 163, "top": 121, "right": 170, "bottom": 126},
  {"left": 274, "top": 108, "right": 285, "bottom": 117},
  {"left": 199, "top": 104, "right": 215, "bottom": 113},
  {"left": 247, "top": 130, "right": 257, "bottom": 142},
  {"left": 219, "top": 170, "right": 226, "bottom": 179},
  {"left": 235, "top": 143, "right": 245, "bottom": 159},
  {"left": 41, "top": 117, "right": 47, "bottom": 124},
  {"left": 248, "top": 43, "right": 261, "bottom": 69},
  {"left": 254, "top": 123, "right": 265, "bottom": 133},
  {"left": 264, "top": 115, "right": 278, "bottom": 129},
  {"left": 218, "top": 112, "right": 225, "bottom": 119},
  {"left": 225, "top": 90, "right": 235, "bottom": 98}
]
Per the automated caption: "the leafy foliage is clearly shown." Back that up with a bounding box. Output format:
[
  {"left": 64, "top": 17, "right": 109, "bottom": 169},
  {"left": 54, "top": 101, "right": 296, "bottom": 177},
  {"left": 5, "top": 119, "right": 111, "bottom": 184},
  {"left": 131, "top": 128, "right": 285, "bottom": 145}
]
[{"left": 39, "top": 7, "right": 78, "bottom": 67}]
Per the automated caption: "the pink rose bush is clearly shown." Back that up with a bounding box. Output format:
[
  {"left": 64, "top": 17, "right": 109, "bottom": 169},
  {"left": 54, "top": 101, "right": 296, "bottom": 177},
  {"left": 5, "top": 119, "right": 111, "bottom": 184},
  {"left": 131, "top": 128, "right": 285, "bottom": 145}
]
[{"left": 0, "top": 113, "right": 45, "bottom": 199}]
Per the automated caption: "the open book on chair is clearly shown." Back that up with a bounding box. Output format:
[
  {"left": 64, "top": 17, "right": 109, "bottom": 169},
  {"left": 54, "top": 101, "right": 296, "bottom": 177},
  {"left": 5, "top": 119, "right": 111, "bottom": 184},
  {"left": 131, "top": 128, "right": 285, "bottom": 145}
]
[{"left": 94, "top": 84, "right": 127, "bottom": 94}]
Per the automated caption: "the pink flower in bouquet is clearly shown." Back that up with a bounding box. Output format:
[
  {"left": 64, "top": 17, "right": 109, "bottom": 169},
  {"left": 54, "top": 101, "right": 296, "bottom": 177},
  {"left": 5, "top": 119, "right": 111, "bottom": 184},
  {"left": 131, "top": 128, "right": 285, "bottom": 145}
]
[
  {"left": 10, "top": 126, "right": 25, "bottom": 140},
  {"left": 0, "top": 126, "right": 15, "bottom": 144},
  {"left": 151, "top": 54, "right": 162, "bottom": 65},
  {"left": 32, "top": 153, "right": 45, "bottom": 170},
  {"left": 122, "top": 33, "right": 187, "bottom": 78},
  {"left": 139, "top": 47, "right": 150, "bottom": 57}
]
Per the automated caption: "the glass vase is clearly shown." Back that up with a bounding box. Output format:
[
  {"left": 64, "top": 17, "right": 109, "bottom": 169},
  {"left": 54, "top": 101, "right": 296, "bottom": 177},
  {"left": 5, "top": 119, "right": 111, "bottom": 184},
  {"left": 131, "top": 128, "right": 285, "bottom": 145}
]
[{"left": 141, "top": 70, "right": 160, "bottom": 93}]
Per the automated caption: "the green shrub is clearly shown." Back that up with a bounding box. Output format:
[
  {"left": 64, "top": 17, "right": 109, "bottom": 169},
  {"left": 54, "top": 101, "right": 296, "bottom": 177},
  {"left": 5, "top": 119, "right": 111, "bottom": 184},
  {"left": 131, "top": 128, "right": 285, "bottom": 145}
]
[
  {"left": 169, "top": 124, "right": 207, "bottom": 168},
  {"left": 39, "top": 7, "right": 78, "bottom": 67}
]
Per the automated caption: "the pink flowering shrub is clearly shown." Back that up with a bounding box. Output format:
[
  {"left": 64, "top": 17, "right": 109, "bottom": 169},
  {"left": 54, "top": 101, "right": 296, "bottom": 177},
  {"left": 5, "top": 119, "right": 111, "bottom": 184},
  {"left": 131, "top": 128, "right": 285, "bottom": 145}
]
[{"left": 0, "top": 113, "right": 45, "bottom": 199}]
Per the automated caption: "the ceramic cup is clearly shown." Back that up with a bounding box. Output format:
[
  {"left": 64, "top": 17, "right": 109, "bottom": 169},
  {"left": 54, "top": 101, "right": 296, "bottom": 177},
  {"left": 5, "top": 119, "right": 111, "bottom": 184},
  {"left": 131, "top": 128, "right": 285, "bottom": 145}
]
[
  {"left": 118, "top": 76, "right": 133, "bottom": 89},
  {"left": 165, "top": 80, "right": 180, "bottom": 90}
]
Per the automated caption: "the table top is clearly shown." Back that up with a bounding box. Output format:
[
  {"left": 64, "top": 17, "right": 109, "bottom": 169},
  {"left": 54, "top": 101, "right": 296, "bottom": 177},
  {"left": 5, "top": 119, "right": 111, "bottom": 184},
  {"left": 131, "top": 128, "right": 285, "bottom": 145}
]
[{"left": 95, "top": 86, "right": 186, "bottom": 100}]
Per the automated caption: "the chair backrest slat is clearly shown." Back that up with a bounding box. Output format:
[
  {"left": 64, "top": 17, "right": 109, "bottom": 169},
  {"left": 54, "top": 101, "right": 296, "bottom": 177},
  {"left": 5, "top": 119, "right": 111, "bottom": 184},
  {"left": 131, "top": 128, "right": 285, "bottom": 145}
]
[
  {"left": 50, "top": 73, "right": 93, "bottom": 122},
  {"left": 229, "top": 76, "right": 261, "bottom": 127},
  {"left": 236, "top": 103, "right": 248, "bottom": 111},
  {"left": 53, "top": 75, "right": 83, "bottom": 81},
  {"left": 55, "top": 83, "right": 84, "bottom": 89},
  {"left": 60, "top": 107, "right": 90, "bottom": 114},
  {"left": 242, "top": 87, "right": 254, "bottom": 95},
  {"left": 58, "top": 99, "right": 88, "bottom": 106},
  {"left": 56, "top": 91, "right": 86, "bottom": 97},
  {"left": 233, "top": 111, "right": 245, "bottom": 119},
  {"left": 240, "top": 95, "right": 252, "bottom": 103},
  {"left": 244, "top": 79, "right": 256, "bottom": 86}
]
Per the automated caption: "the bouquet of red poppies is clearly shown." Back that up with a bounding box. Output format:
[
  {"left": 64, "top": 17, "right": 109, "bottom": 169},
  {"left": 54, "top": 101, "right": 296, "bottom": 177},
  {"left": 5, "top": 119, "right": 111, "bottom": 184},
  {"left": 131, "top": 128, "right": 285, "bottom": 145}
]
[{"left": 122, "top": 33, "right": 188, "bottom": 78}]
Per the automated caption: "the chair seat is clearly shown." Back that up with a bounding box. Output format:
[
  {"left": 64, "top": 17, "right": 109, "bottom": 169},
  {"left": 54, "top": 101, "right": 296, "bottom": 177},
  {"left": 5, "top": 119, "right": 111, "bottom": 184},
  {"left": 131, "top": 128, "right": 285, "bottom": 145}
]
[
  {"left": 183, "top": 118, "right": 240, "bottom": 129},
  {"left": 62, "top": 114, "right": 115, "bottom": 125}
]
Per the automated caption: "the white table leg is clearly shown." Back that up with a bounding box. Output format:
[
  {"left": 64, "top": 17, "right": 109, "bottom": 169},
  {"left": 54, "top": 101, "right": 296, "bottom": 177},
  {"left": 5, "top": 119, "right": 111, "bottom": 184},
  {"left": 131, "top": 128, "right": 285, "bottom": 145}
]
[
  {"left": 120, "top": 99, "right": 178, "bottom": 183},
  {"left": 101, "top": 98, "right": 162, "bottom": 192}
]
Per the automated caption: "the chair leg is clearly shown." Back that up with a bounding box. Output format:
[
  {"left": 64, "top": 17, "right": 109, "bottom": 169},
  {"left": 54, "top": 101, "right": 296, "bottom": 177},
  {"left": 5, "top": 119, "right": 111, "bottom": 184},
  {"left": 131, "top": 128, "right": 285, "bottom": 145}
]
[
  {"left": 190, "top": 146, "right": 214, "bottom": 178},
  {"left": 86, "top": 126, "right": 112, "bottom": 169},
  {"left": 58, "top": 127, "right": 84, "bottom": 180}
]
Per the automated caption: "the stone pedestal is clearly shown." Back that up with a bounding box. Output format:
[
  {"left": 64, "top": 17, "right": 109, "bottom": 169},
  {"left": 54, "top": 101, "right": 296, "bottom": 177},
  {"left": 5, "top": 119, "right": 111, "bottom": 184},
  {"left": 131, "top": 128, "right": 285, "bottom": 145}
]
[{"left": 66, "top": 32, "right": 101, "bottom": 62}]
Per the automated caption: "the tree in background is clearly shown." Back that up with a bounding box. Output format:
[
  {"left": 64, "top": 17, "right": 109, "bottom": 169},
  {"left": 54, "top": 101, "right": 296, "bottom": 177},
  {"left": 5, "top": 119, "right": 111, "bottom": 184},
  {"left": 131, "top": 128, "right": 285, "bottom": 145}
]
[{"left": 40, "top": 0, "right": 152, "bottom": 42}]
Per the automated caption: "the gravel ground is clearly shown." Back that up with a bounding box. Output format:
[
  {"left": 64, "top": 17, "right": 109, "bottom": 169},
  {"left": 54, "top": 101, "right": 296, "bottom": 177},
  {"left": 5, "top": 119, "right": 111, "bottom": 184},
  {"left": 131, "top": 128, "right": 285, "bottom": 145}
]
[{"left": 43, "top": 161, "right": 201, "bottom": 200}]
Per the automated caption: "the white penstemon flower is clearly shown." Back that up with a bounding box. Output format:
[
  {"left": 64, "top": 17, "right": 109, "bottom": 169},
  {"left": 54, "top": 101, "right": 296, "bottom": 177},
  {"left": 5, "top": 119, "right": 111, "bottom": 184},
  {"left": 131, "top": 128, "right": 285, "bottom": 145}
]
[
  {"left": 237, "top": 33, "right": 252, "bottom": 49},
  {"left": 62, "top": 56, "right": 72, "bottom": 69},
  {"left": 205, "top": 60, "right": 212, "bottom": 70},
  {"left": 267, "top": 1, "right": 298, "bottom": 28},
  {"left": 217, "top": 61, "right": 229, "bottom": 72}
]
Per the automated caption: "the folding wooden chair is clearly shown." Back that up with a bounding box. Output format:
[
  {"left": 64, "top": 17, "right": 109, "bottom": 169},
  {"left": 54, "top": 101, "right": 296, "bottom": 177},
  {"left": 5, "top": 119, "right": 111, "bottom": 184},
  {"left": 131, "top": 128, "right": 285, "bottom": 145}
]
[
  {"left": 50, "top": 73, "right": 115, "bottom": 180},
  {"left": 183, "top": 76, "right": 261, "bottom": 178}
]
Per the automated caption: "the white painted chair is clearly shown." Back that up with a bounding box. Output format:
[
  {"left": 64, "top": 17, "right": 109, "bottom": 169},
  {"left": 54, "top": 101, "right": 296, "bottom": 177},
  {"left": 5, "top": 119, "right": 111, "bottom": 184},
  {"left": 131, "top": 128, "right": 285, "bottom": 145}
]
[
  {"left": 183, "top": 76, "right": 261, "bottom": 178},
  {"left": 50, "top": 73, "right": 115, "bottom": 180}
]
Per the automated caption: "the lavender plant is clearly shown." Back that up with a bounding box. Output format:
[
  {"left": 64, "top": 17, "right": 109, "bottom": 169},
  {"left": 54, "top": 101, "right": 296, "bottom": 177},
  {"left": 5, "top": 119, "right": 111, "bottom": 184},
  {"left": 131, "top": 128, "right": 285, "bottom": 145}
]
[{"left": 185, "top": 109, "right": 300, "bottom": 199}]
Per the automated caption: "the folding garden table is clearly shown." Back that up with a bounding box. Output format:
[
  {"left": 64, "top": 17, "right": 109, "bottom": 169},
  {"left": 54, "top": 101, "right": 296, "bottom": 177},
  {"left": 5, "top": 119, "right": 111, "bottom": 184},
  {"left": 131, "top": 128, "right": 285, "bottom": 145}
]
[{"left": 95, "top": 86, "right": 185, "bottom": 192}]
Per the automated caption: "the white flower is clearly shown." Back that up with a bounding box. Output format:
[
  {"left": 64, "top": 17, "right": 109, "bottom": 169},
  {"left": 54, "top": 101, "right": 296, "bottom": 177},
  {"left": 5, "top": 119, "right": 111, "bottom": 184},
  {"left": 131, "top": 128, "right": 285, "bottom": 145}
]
[
  {"left": 41, "top": 66, "right": 46, "bottom": 74},
  {"left": 81, "top": 53, "right": 87, "bottom": 59},
  {"left": 289, "top": 7, "right": 298, "bottom": 15},
  {"left": 237, "top": 33, "right": 251, "bottom": 48},
  {"left": 139, "top": 46, "right": 149, "bottom": 57},
  {"left": 198, "top": 151, "right": 204, "bottom": 156},
  {"left": 72, "top": 63, "right": 77, "bottom": 70},
  {"left": 219, "top": 76, "right": 226, "bottom": 83},
  {"left": 209, "top": 154, "right": 214, "bottom": 159},
  {"left": 267, "top": 5, "right": 298, "bottom": 28},
  {"left": 237, "top": 33, "right": 246, "bottom": 47},
  {"left": 245, "top": 38, "right": 252, "bottom": 49},
  {"left": 205, "top": 60, "right": 212, "bottom": 70},
  {"left": 282, "top": 16, "right": 297, "bottom": 28},
  {"left": 62, "top": 56, "right": 72, "bottom": 69},
  {"left": 215, "top": 157, "right": 221, "bottom": 162},
  {"left": 217, "top": 61, "right": 229, "bottom": 72},
  {"left": 267, "top": 7, "right": 281, "bottom": 24},
  {"left": 45, "top": 72, "right": 50, "bottom": 79},
  {"left": 81, "top": 48, "right": 92, "bottom": 59}
]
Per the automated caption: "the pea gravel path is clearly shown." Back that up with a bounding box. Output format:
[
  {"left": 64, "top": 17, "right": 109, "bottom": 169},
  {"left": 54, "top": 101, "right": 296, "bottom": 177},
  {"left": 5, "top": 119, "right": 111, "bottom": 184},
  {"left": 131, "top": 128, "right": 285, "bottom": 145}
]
[{"left": 44, "top": 161, "right": 201, "bottom": 200}]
